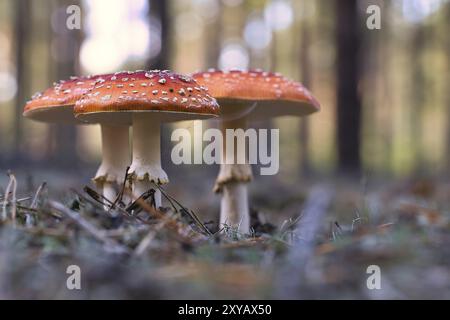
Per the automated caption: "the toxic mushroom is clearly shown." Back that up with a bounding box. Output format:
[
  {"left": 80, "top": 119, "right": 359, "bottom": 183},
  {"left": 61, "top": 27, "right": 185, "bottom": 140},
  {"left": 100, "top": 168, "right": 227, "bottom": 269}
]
[
  {"left": 192, "top": 69, "right": 320, "bottom": 234},
  {"left": 74, "top": 70, "right": 220, "bottom": 208},
  {"left": 23, "top": 74, "right": 131, "bottom": 206}
]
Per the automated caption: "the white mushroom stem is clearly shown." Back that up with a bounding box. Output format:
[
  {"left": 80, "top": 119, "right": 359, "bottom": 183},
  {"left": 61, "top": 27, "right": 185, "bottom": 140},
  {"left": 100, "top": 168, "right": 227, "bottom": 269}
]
[
  {"left": 130, "top": 113, "right": 168, "bottom": 209},
  {"left": 220, "top": 182, "right": 250, "bottom": 233},
  {"left": 216, "top": 117, "right": 252, "bottom": 234},
  {"left": 95, "top": 125, "right": 131, "bottom": 209}
]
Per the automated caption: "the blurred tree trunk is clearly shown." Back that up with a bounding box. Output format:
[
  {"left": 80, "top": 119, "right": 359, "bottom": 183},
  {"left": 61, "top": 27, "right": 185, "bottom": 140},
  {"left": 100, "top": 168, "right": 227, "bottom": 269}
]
[
  {"left": 146, "top": 0, "right": 170, "bottom": 70},
  {"left": 299, "top": 16, "right": 311, "bottom": 174},
  {"left": 13, "top": 0, "right": 30, "bottom": 163},
  {"left": 379, "top": 0, "right": 394, "bottom": 172},
  {"left": 46, "top": 0, "right": 56, "bottom": 159},
  {"left": 446, "top": 3, "right": 450, "bottom": 172},
  {"left": 146, "top": 0, "right": 171, "bottom": 165},
  {"left": 410, "top": 25, "right": 426, "bottom": 172},
  {"left": 335, "top": 0, "right": 362, "bottom": 174},
  {"left": 51, "top": 0, "right": 82, "bottom": 167},
  {"left": 205, "top": 1, "right": 222, "bottom": 69}
]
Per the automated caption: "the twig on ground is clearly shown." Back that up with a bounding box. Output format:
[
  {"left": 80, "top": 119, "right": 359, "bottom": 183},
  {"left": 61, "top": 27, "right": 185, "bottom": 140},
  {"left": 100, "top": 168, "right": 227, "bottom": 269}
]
[
  {"left": 132, "top": 195, "right": 206, "bottom": 245},
  {"left": 125, "top": 189, "right": 156, "bottom": 214},
  {"left": 109, "top": 167, "right": 130, "bottom": 211},
  {"left": 133, "top": 218, "right": 172, "bottom": 256},
  {"left": 276, "top": 186, "right": 333, "bottom": 298},
  {"left": 84, "top": 186, "right": 113, "bottom": 207},
  {"left": 0, "top": 197, "right": 31, "bottom": 206},
  {"left": 31, "top": 182, "right": 46, "bottom": 209},
  {"left": 155, "top": 183, "right": 212, "bottom": 236},
  {"left": 48, "top": 200, "right": 129, "bottom": 254},
  {"left": 1, "top": 172, "right": 17, "bottom": 223},
  {"left": 82, "top": 186, "right": 133, "bottom": 218}
]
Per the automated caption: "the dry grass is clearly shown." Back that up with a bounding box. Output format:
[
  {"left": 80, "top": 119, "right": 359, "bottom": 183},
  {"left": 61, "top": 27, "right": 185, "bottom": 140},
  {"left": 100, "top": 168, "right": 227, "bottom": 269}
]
[{"left": 0, "top": 172, "right": 449, "bottom": 299}]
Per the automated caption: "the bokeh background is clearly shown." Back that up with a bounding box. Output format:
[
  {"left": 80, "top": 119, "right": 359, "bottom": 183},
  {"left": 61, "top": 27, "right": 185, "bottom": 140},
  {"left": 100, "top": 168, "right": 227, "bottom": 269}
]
[{"left": 0, "top": 0, "right": 449, "bottom": 188}]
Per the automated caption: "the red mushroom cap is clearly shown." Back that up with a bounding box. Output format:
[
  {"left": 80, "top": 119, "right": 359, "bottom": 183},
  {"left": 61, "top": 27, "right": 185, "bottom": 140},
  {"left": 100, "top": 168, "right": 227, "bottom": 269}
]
[
  {"left": 191, "top": 69, "right": 320, "bottom": 120},
  {"left": 74, "top": 70, "right": 220, "bottom": 125},
  {"left": 23, "top": 75, "right": 106, "bottom": 124}
]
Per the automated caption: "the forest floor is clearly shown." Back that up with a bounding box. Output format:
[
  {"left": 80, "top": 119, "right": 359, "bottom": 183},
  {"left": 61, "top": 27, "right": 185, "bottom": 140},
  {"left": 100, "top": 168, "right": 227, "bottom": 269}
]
[{"left": 0, "top": 170, "right": 449, "bottom": 299}]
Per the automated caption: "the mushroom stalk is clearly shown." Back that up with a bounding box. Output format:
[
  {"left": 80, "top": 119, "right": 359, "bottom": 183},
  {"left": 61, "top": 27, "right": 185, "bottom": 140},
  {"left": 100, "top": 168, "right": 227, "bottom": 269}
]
[
  {"left": 95, "top": 125, "right": 130, "bottom": 208},
  {"left": 130, "top": 113, "right": 168, "bottom": 208},
  {"left": 216, "top": 117, "right": 252, "bottom": 234},
  {"left": 220, "top": 182, "right": 250, "bottom": 233}
]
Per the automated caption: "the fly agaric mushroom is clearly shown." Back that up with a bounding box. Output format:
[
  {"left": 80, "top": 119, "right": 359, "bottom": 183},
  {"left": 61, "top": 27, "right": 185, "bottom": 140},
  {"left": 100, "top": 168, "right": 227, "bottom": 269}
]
[
  {"left": 192, "top": 69, "right": 320, "bottom": 233},
  {"left": 74, "top": 70, "right": 220, "bottom": 208},
  {"left": 23, "top": 74, "right": 131, "bottom": 207}
]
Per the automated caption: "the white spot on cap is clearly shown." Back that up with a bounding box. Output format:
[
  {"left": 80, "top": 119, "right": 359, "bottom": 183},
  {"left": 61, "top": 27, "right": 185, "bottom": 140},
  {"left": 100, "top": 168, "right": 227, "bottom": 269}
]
[
  {"left": 31, "top": 92, "right": 42, "bottom": 99},
  {"left": 179, "top": 75, "right": 192, "bottom": 82},
  {"left": 158, "top": 78, "right": 167, "bottom": 84},
  {"left": 101, "top": 95, "right": 112, "bottom": 101}
]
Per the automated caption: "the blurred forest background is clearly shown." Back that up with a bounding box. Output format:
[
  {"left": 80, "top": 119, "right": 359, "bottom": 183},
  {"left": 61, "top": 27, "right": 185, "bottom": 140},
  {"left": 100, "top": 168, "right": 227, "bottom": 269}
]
[{"left": 0, "top": 0, "right": 449, "bottom": 183}]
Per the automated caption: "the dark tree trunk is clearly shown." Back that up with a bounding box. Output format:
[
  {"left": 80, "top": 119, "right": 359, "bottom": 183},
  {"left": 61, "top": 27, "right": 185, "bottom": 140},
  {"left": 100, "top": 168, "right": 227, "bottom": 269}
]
[
  {"left": 336, "top": 0, "right": 362, "bottom": 173},
  {"left": 147, "top": 0, "right": 171, "bottom": 166},
  {"left": 13, "top": 0, "right": 30, "bottom": 164},
  {"left": 51, "top": 0, "right": 82, "bottom": 168},
  {"left": 146, "top": 0, "right": 170, "bottom": 70}
]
